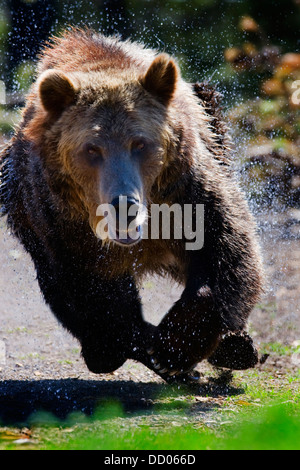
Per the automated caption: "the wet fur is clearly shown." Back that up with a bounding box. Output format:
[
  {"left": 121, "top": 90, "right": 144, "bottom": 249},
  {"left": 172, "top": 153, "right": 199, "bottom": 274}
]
[{"left": 0, "top": 29, "right": 263, "bottom": 380}]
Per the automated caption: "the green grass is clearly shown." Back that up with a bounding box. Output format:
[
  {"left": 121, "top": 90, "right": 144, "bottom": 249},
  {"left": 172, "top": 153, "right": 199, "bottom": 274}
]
[
  {"left": 1, "top": 368, "right": 299, "bottom": 450},
  {"left": 15, "top": 400, "right": 300, "bottom": 450}
]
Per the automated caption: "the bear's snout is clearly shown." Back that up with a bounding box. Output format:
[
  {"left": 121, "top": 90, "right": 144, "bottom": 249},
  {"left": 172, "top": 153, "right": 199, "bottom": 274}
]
[{"left": 108, "top": 195, "right": 146, "bottom": 246}]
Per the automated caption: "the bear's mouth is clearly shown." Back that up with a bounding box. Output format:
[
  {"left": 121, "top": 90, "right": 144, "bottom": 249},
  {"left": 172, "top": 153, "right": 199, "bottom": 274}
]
[
  {"left": 95, "top": 197, "right": 146, "bottom": 246},
  {"left": 112, "top": 224, "right": 142, "bottom": 246}
]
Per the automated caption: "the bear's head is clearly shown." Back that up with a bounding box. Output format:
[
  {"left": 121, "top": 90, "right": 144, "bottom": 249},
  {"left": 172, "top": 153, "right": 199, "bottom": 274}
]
[{"left": 28, "top": 54, "right": 181, "bottom": 246}]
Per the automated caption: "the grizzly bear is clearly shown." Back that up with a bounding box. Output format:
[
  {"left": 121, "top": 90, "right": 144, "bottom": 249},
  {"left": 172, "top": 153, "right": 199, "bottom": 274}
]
[{"left": 0, "top": 28, "right": 263, "bottom": 383}]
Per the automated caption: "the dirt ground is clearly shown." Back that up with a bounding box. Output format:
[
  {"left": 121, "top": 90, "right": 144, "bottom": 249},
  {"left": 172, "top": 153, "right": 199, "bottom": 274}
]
[{"left": 0, "top": 203, "right": 299, "bottom": 424}]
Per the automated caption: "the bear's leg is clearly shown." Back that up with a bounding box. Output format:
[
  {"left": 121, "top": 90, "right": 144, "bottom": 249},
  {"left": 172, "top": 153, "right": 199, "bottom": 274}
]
[
  {"left": 35, "top": 263, "right": 156, "bottom": 374},
  {"left": 148, "top": 243, "right": 260, "bottom": 377},
  {"left": 80, "top": 305, "right": 157, "bottom": 374},
  {"left": 77, "top": 278, "right": 161, "bottom": 374},
  {"left": 149, "top": 285, "right": 222, "bottom": 377}
]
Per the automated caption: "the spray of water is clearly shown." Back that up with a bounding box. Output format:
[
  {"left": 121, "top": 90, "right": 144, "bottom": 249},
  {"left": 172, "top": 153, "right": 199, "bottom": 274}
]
[{"left": 0, "top": 0, "right": 299, "bottom": 370}]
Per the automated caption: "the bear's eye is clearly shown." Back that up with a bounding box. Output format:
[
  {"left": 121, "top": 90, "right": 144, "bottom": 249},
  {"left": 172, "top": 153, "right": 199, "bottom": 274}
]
[
  {"left": 83, "top": 143, "right": 102, "bottom": 164},
  {"left": 86, "top": 144, "right": 100, "bottom": 155},
  {"left": 131, "top": 139, "right": 147, "bottom": 153}
]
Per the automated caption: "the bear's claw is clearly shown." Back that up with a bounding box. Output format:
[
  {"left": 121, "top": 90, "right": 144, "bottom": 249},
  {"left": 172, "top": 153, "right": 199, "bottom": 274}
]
[{"left": 146, "top": 348, "right": 201, "bottom": 383}]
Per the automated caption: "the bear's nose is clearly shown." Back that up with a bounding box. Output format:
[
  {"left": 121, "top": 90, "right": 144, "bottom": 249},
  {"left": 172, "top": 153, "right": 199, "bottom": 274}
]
[{"left": 110, "top": 196, "right": 140, "bottom": 228}]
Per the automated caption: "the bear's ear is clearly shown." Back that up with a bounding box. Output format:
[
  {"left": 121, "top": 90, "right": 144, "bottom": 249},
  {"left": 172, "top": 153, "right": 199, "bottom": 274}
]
[
  {"left": 140, "top": 54, "right": 178, "bottom": 105},
  {"left": 38, "top": 69, "right": 78, "bottom": 118}
]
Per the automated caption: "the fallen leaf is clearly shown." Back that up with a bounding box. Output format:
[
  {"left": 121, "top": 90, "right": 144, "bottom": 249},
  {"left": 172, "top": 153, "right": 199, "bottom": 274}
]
[{"left": 237, "top": 400, "right": 252, "bottom": 406}]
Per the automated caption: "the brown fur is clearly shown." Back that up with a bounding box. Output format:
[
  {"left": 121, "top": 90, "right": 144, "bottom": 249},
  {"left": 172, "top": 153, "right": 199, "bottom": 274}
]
[{"left": 0, "top": 29, "right": 263, "bottom": 381}]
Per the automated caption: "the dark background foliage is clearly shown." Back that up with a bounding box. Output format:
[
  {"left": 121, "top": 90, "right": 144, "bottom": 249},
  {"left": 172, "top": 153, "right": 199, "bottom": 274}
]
[{"left": 0, "top": 0, "right": 299, "bottom": 99}]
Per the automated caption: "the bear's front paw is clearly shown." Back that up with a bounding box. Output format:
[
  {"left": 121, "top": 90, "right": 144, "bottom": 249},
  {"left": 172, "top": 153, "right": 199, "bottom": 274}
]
[
  {"left": 147, "top": 297, "right": 221, "bottom": 381},
  {"left": 147, "top": 327, "right": 199, "bottom": 379},
  {"left": 207, "top": 331, "right": 259, "bottom": 370}
]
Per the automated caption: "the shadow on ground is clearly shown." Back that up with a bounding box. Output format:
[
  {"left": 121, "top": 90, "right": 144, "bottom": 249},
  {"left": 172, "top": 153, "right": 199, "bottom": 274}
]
[{"left": 0, "top": 372, "right": 244, "bottom": 425}]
